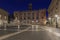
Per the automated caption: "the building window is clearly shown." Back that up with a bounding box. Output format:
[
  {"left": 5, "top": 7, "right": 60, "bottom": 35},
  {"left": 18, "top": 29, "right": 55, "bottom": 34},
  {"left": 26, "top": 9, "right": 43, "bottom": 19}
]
[
  {"left": 0, "top": 15, "right": 1, "bottom": 19},
  {"left": 32, "top": 13, "right": 34, "bottom": 20},
  {"left": 28, "top": 17, "right": 30, "bottom": 19},
  {"left": 36, "top": 13, "right": 38, "bottom": 20},
  {"left": 24, "top": 17, "right": 26, "bottom": 20},
  {"left": 20, "top": 13, "right": 22, "bottom": 16},
  {"left": 24, "top": 13, "right": 26, "bottom": 16},
  {"left": 27, "top": 13, "right": 31, "bottom": 19},
  {"left": 20, "top": 17, "right": 22, "bottom": 20},
  {"left": 56, "top": 1, "right": 58, "bottom": 5}
]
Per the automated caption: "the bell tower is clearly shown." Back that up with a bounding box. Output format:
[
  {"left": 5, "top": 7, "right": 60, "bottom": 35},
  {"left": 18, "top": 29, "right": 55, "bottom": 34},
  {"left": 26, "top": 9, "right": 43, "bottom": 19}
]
[{"left": 28, "top": 3, "right": 32, "bottom": 11}]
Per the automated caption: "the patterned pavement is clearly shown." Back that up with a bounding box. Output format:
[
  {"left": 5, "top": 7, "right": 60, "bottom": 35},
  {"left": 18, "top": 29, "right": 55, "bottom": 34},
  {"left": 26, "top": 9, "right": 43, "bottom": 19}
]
[{"left": 3, "top": 26, "right": 59, "bottom": 40}]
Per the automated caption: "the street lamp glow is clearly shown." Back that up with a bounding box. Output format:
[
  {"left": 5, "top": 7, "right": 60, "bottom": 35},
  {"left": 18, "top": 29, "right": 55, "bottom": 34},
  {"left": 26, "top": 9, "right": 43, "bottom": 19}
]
[
  {"left": 55, "top": 15, "right": 58, "bottom": 17},
  {"left": 55, "top": 14, "right": 58, "bottom": 28},
  {"left": 48, "top": 17, "right": 51, "bottom": 20},
  {"left": 32, "top": 21, "right": 34, "bottom": 22}
]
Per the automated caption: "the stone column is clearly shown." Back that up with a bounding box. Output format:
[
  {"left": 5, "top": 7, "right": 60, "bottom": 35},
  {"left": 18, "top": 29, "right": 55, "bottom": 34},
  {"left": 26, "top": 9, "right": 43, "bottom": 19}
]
[
  {"left": 30, "top": 12, "right": 32, "bottom": 24},
  {"left": 29, "top": 12, "right": 32, "bottom": 24},
  {"left": 26, "top": 12, "right": 27, "bottom": 24},
  {"left": 34, "top": 12, "right": 36, "bottom": 25},
  {"left": 22, "top": 13, "right": 24, "bottom": 24},
  {"left": 39, "top": 12, "right": 40, "bottom": 25},
  {"left": 4, "top": 16, "right": 7, "bottom": 30},
  {"left": 17, "top": 20, "right": 20, "bottom": 31},
  {"left": 0, "top": 15, "right": 1, "bottom": 19}
]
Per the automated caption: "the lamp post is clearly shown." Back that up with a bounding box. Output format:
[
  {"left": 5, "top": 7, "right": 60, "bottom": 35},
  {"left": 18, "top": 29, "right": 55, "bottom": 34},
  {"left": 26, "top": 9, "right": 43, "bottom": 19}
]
[
  {"left": 4, "top": 16, "right": 7, "bottom": 30},
  {"left": 55, "top": 15, "right": 58, "bottom": 28},
  {"left": 48, "top": 17, "right": 51, "bottom": 25},
  {"left": 48, "top": 17, "right": 52, "bottom": 26},
  {"left": 17, "top": 20, "right": 20, "bottom": 31}
]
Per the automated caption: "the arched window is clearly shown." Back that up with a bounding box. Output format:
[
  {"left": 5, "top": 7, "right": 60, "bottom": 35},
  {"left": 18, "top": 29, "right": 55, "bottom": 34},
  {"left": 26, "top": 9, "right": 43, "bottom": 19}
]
[{"left": 32, "top": 13, "right": 34, "bottom": 20}]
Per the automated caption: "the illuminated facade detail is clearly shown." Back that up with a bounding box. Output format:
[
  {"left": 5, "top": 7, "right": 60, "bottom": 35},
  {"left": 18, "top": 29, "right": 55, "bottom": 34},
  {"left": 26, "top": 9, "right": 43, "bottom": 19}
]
[
  {"left": 14, "top": 3, "right": 46, "bottom": 25},
  {"left": 48, "top": 0, "right": 60, "bottom": 27},
  {"left": 14, "top": 9, "right": 46, "bottom": 25},
  {"left": 0, "top": 9, "right": 8, "bottom": 25}
]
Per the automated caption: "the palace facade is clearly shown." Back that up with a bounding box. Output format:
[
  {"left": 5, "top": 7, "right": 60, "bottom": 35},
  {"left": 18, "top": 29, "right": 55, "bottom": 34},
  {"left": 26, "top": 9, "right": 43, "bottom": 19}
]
[
  {"left": 48, "top": 0, "right": 60, "bottom": 27},
  {"left": 14, "top": 3, "right": 46, "bottom": 25},
  {"left": 0, "top": 8, "right": 8, "bottom": 25},
  {"left": 14, "top": 9, "right": 46, "bottom": 25}
]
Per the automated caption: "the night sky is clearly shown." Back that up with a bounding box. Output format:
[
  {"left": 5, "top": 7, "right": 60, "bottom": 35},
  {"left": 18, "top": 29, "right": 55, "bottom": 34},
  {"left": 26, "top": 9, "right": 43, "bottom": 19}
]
[{"left": 0, "top": 0, "right": 51, "bottom": 16}]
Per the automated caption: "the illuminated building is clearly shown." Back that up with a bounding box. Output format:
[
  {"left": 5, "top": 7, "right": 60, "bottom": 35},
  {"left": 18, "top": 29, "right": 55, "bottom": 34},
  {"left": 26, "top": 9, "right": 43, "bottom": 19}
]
[
  {"left": 0, "top": 8, "right": 8, "bottom": 25},
  {"left": 14, "top": 3, "right": 46, "bottom": 25},
  {"left": 48, "top": 0, "right": 60, "bottom": 27}
]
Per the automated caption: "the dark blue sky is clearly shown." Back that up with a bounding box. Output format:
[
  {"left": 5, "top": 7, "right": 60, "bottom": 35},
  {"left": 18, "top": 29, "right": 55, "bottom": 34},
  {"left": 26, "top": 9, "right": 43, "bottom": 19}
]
[{"left": 0, "top": 0, "right": 51, "bottom": 15}]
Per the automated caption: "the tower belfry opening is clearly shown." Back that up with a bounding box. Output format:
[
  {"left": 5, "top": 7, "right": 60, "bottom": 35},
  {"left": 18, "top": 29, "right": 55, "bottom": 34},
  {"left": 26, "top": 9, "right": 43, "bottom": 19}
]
[{"left": 28, "top": 3, "right": 32, "bottom": 11}]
